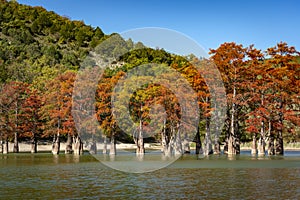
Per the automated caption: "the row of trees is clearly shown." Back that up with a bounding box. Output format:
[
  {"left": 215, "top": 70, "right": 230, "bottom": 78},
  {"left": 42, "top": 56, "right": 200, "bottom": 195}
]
[
  {"left": 0, "top": 42, "right": 299, "bottom": 156},
  {"left": 0, "top": 71, "right": 83, "bottom": 154},
  {"left": 210, "top": 42, "right": 299, "bottom": 155},
  {"left": 94, "top": 42, "right": 299, "bottom": 157}
]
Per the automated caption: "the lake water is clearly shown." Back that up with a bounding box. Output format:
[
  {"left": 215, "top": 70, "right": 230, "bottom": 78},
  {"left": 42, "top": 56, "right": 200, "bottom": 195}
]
[{"left": 0, "top": 151, "right": 299, "bottom": 199}]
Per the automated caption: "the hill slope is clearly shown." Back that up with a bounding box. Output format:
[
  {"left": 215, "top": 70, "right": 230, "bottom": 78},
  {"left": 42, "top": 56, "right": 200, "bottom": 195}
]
[{"left": 0, "top": 0, "right": 106, "bottom": 89}]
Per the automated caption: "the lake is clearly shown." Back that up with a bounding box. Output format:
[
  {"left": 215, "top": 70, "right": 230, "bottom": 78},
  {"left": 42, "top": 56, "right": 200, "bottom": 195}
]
[{"left": 0, "top": 151, "right": 299, "bottom": 199}]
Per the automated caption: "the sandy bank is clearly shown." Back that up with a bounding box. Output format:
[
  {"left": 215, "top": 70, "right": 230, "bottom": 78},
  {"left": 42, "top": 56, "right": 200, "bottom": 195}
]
[
  {"left": 2, "top": 142, "right": 300, "bottom": 153},
  {"left": 3, "top": 142, "right": 161, "bottom": 153}
]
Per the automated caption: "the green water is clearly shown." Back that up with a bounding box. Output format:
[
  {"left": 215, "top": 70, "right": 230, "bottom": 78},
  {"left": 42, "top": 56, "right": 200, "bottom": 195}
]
[{"left": 0, "top": 152, "right": 299, "bottom": 199}]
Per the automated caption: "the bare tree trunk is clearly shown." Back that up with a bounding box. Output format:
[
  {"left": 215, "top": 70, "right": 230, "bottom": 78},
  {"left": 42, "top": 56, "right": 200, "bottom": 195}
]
[
  {"left": 174, "top": 125, "right": 183, "bottom": 155},
  {"left": 227, "top": 134, "right": 235, "bottom": 155},
  {"left": 161, "top": 136, "right": 168, "bottom": 155},
  {"left": 257, "top": 96, "right": 265, "bottom": 156},
  {"left": 251, "top": 134, "right": 257, "bottom": 155},
  {"left": 80, "top": 140, "right": 84, "bottom": 155},
  {"left": 275, "top": 105, "right": 284, "bottom": 155},
  {"left": 258, "top": 121, "right": 265, "bottom": 156},
  {"left": 213, "top": 103, "right": 221, "bottom": 155},
  {"left": 89, "top": 135, "right": 97, "bottom": 154},
  {"left": 182, "top": 131, "right": 190, "bottom": 154},
  {"left": 13, "top": 132, "right": 19, "bottom": 153},
  {"left": 52, "top": 118, "right": 61, "bottom": 155},
  {"left": 0, "top": 133, "right": 3, "bottom": 154},
  {"left": 136, "top": 119, "right": 145, "bottom": 155},
  {"left": 13, "top": 101, "right": 19, "bottom": 153},
  {"left": 203, "top": 117, "right": 213, "bottom": 155},
  {"left": 31, "top": 125, "right": 38, "bottom": 153},
  {"left": 3, "top": 138, "right": 8, "bottom": 154},
  {"left": 74, "top": 135, "right": 83, "bottom": 155},
  {"left": 268, "top": 136, "right": 275, "bottom": 155},
  {"left": 109, "top": 134, "right": 116, "bottom": 155},
  {"left": 223, "top": 137, "right": 228, "bottom": 154},
  {"left": 167, "top": 135, "right": 174, "bottom": 156},
  {"left": 3, "top": 117, "right": 9, "bottom": 154},
  {"left": 213, "top": 124, "right": 221, "bottom": 155},
  {"left": 52, "top": 133, "right": 60, "bottom": 155},
  {"left": 195, "top": 126, "right": 202, "bottom": 155},
  {"left": 267, "top": 120, "right": 275, "bottom": 155},
  {"left": 275, "top": 131, "right": 284, "bottom": 155},
  {"left": 31, "top": 136, "right": 37, "bottom": 153},
  {"left": 228, "top": 86, "right": 238, "bottom": 155},
  {"left": 103, "top": 135, "right": 107, "bottom": 154},
  {"left": 65, "top": 133, "right": 73, "bottom": 154},
  {"left": 235, "top": 120, "right": 240, "bottom": 154},
  {"left": 223, "top": 117, "right": 230, "bottom": 154},
  {"left": 161, "top": 119, "right": 168, "bottom": 155}
]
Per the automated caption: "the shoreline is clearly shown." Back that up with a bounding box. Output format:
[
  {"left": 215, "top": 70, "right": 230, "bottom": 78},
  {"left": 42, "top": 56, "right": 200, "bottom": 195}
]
[{"left": 2, "top": 142, "right": 300, "bottom": 153}]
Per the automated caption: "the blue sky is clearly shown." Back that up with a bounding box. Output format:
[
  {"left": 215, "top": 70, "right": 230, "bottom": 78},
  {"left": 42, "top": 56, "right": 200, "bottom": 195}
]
[{"left": 18, "top": 0, "right": 300, "bottom": 53}]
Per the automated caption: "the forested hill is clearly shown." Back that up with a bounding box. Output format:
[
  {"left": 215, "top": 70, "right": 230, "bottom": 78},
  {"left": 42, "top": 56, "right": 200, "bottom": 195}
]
[{"left": 0, "top": 0, "right": 106, "bottom": 88}]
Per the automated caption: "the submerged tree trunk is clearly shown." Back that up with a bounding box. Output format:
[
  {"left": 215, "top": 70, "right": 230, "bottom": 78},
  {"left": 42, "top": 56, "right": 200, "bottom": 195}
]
[
  {"left": 223, "top": 137, "right": 228, "bottom": 154},
  {"left": 167, "top": 135, "right": 175, "bottom": 156},
  {"left": 31, "top": 136, "right": 37, "bottom": 153},
  {"left": 203, "top": 117, "right": 213, "bottom": 155},
  {"left": 109, "top": 134, "right": 116, "bottom": 155},
  {"left": 13, "top": 101, "right": 19, "bottom": 153},
  {"left": 13, "top": 132, "right": 19, "bottom": 153},
  {"left": 235, "top": 121, "right": 241, "bottom": 154},
  {"left": 213, "top": 103, "right": 221, "bottom": 155},
  {"left": 275, "top": 109, "right": 284, "bottom": 155},
  {"left": 80, "top": 140, "right": 84, "bottom": 154},
  {"left": 3, "top": 139, "right": 8, "bottom": 154},
  {"left": 213, "top": 124, "right": 221, "bottom": 155},
  {"left": 223, "top": 117, "right": 230, "bottom": 154},
  {"left": 136, "top": 119, "right": 145, "bottom": 155},
  {"left": 174, "top": 125, "right": 183, "bottom": 155},
  {"left": 195, "top": 126, "right": 202, "bottom": 155},
  {"left": 251, "top": 134, "right": 257, "bottom": 155},
  {"left": 31, "top": 125, "right": 38, "bottom": 153},
  {"left": 103, "top": 135, "right": 107, "bottom": 154},
  {"left": 227, "top": 87, "right": 237, "bottom": 155},
  {"left": 182, "top": 131, "right": 190, "bottom": 154},
  {"left": 89, "top": 141, "right": 97, "bottom": 154},
  {"left": 89, "top": 135, "right": 97, "bottom": 155},
  {"left": 73, "top": 135, "right": 83, "bottom": 155},
  {"left": 268, "top": 136, "right": 275, "bottom": 155},
  {"left": 267, "top": 121, "right": 275, "bottom": 155},
  {"left": 52, "top": 118, "right": 61, "bottom": 155},
  {"left": 52, "top": 133, "right": 60, "bottom": 155},
  {"left": 258, "top": 121, "right": 265, "bottom": 156},
  {"left": 257, "top": 96, "right": 265, "bottom": 156},
  {"left": 65, "top": 133, "right": 73, "bottom": 154},
  {"left": 0, "top": 134, "right": 3, "bottom": 154},
  {"left": 275, "top": 131, "right": 284, "bottom": 155},
  {"left": 227, "top": 134, "right": 236, "bottom": 155},
  {"left": 161, "top": 119, "right": 168, "bottom": 155},
  {"left": 2, "top": 117, "right": 9, "bottom": 154}
]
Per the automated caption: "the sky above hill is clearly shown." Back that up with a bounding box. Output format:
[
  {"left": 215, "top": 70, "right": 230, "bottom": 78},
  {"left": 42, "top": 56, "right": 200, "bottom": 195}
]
[{"left": 18, "top": 0, "right": 300, "bottom": 53}]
